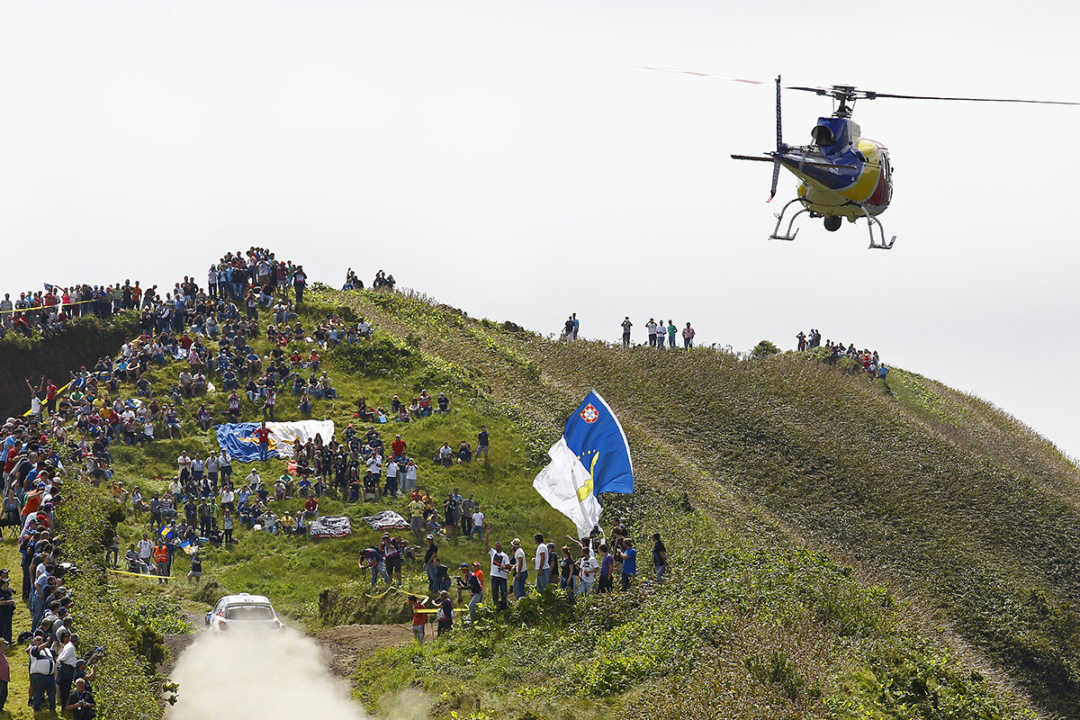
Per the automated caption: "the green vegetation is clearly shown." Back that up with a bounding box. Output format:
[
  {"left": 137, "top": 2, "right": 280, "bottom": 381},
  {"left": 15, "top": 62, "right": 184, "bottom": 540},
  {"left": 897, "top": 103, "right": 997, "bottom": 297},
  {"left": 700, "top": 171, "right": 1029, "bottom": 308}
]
[
  {"left": 0, "top": 310, "right": 139, "bottom": 417},
  {"left": 38, "top": 283, "right": 1079, "bottom": 719}
]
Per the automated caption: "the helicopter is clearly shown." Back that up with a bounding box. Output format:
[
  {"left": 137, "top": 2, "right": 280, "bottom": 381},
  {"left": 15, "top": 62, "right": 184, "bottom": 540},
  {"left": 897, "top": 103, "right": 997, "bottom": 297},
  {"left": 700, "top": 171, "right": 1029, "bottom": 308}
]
[{"left": 645, "top": 68, "right": 1080, "bottom": 250}]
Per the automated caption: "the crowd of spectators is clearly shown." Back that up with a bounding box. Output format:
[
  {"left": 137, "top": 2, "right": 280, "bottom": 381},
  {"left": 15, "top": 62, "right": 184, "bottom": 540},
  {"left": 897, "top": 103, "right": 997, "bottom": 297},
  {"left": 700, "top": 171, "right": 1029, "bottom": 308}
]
[
  {"left": 342, "top": 268, "right": 398, "bottom": 292},
  {"left": 405, "top": 518, "right": 667, "bottom": 639},
  {"left": 1, "top": 414, "right": 103, "bottom": 713},
  {"left": 796, "top": 329, "right": 889, "bottom": 379},
  {"left": 618, "top": 317, "right": 696, "bottom": 349}
]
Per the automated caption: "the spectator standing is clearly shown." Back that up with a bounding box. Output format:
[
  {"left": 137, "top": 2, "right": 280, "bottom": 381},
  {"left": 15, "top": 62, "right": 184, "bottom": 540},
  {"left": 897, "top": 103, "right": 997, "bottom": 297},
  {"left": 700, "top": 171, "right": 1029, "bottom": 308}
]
[
  {"left": 0, "top": 578, "right": 13, "bottom": 643},
  {"left": 682, "top": 322, "right": 695, "bottom": 349},
  {"left": 436, "top": 591, "right": 454, "bottom": 637},
  {"left": 571, "top": 312, "right": 580, "bottom": 339},
  {"left": 470, "top": 504, "right": 484, "bottom": 539},
  {"left": 154, "top": 541, "right": 170, "bottom": 584},
  {"left": 0, "top": 637, "right": 7, "bottom": 712},
  {"left": 293, "top": 266, "right": 307, "bottom": 306},
  {"left": 485, "top": 529, "right": 510, "bottom": 610},
  {"left": 254, "top": 421, "right": 273, "bottom": 461},
  {"left": 621, "top": 316, "right": 632, "bottom": 347},
  {"left": 511, "top": 538, "right": 528, "bottom": 600},
  {"left": 534, "top": 534, "right": 550, "bottom": 592},
  {"left": 476, "top": 425, "right": 489, "bottom": 462},
  {"left": 578, "top": 546, "right": 597, "bottom": 596},
  {"left": 619, "top": 539, "right": 637, "bottom": 590},
  {"left": 646, "top": 318, "right": 657, "bottom": 347},
  {"left": 424, "top": 536, "right": 439, "bottom": 596},
  {"left": 597, "top": 543, "right": 613, "bottom": 593},
  {"left": 667, "top": 320, "right": 677, "bottom": 348},
  {"left": 57, "top": 630, "right": 78, "bottom": 707},
  {"left": 652, "top": 533, "right": 668, "bottom": 583},
  {"left": 188, "top": 553, "right": 202, "bottom": 584},
  {"left": 409, "top": 596, "right": 429, "bottom": 645},
  {"left": 28, "top": 635, "right": 56, "bottom": 712}
]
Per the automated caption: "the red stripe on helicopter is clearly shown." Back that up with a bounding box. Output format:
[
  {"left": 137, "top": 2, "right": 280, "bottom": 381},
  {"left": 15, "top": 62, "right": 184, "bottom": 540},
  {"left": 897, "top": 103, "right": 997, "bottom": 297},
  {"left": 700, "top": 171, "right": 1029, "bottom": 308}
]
[{"left": 868, "top": 171, "right": 890, "bottom": 206}]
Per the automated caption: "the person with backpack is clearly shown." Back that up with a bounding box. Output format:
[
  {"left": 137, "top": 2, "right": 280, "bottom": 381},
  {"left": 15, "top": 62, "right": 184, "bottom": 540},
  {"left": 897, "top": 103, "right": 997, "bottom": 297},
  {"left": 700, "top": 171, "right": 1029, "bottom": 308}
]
[
  {"left": 435, "top": 590, "right": 454, "bottom": 637},
  {"left": 28, "top": 635, "right": 56, "bottom": 712}
]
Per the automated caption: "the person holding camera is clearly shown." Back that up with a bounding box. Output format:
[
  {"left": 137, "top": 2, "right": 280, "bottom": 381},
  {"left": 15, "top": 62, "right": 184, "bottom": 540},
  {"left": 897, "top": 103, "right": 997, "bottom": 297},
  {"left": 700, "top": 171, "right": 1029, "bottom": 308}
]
[
  {"left": 28, "top": 634, "right": 56, "bottom": 712},
  {"left": 65, "top": 677, "right": 95, "bottom": 719}
]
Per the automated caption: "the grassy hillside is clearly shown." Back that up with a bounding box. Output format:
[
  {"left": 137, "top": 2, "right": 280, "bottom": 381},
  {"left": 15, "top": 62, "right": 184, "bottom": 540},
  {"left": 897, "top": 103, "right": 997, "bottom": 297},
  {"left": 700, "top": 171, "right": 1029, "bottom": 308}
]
[
  {"left": 315, "top": 286, "right": 1078, "bottom": 718},
  {"left": 52, "top": 281, "right": 1078, "bottom": 720}
]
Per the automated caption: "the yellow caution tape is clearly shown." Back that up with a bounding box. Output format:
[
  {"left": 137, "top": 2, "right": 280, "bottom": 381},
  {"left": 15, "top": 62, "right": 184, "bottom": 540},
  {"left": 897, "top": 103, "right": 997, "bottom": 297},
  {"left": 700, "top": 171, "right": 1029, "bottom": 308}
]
[
  {"left": 1, "top": 298, "right": 99, "bottom": 315},
  {"left": 107, "top": 568, "right": 170, "bottom": 579},
  {"left": 415, "top": 605, "right": 482, "bottom": 614}
]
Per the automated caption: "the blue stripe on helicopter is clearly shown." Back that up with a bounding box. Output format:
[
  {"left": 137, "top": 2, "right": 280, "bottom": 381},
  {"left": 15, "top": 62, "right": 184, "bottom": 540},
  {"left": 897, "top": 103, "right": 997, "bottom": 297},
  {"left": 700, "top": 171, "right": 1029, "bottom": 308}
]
[{"left": 777, "top": 153, "right": 862, "bottom": 191}]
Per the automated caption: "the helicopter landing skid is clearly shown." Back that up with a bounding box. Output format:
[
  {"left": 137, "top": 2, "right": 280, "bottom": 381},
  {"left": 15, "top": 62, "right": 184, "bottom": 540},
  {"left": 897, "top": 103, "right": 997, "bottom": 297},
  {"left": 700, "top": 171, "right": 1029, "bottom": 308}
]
[
  {"left": 769, "top": 197, "right": 809, "bottom": 242},
  {"left": 851, "top": 203, "right": 896, "bottom": 250}
]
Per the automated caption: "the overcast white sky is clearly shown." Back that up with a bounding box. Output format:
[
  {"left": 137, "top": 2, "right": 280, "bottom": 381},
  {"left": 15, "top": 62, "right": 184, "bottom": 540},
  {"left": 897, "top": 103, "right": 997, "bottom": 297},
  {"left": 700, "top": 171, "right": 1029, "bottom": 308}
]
[{"left": 2, "top": 1, "right": 1078, "bottom": 458}]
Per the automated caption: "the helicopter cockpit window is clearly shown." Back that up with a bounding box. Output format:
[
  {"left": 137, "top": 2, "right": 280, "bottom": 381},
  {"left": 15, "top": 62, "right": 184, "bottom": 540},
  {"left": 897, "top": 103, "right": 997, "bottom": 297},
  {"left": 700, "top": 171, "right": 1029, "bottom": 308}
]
[{"left": 811, "top": 125, "right": 834, "bottom": 146}]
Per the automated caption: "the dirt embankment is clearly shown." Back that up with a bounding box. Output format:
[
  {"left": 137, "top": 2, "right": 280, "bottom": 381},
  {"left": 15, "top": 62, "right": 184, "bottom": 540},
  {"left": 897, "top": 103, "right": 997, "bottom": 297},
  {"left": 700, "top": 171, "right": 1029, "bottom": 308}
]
[{"left": 315, "top": 623, "right": 414, "bottom": 676}]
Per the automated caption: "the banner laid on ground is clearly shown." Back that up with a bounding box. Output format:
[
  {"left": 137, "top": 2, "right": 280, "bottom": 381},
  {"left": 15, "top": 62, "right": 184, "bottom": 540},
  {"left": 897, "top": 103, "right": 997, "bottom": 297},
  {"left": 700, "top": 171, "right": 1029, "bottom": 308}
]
[
  {"left": 361, "top": 510, "right": 410, "bottom": 531},
  {"left": 310, "top": 515, "right": 352, "bottom": 539},
  {"left": 532, "top": 390, "right": 634, "bottom": 537},
  {"left": 215, "top": 420, "right": 335, "bottom": 462}
]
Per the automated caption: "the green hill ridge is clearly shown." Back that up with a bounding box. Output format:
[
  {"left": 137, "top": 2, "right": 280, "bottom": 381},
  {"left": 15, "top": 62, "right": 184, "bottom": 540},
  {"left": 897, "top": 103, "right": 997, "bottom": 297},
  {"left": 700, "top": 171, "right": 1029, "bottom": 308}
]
[{"left": 26, "top": 280, "right": 1080, "bottom": 720}]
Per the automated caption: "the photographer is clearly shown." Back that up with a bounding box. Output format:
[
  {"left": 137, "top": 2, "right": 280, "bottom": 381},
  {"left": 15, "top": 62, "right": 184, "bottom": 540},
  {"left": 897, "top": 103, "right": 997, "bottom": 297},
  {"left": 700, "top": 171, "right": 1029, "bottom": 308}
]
[
  {"left": 65, "top": 677, "right": 95, "bottom": 720},
  {"left": 28, "top": 634, "right": 56, "bottom": 712}
]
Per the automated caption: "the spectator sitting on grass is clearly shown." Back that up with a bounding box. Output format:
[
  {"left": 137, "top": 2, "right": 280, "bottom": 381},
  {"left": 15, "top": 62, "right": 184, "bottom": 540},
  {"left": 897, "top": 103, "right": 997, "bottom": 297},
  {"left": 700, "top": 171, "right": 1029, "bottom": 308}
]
[{"left": 457, "top": 441, "right": 472, "bottom": 464}]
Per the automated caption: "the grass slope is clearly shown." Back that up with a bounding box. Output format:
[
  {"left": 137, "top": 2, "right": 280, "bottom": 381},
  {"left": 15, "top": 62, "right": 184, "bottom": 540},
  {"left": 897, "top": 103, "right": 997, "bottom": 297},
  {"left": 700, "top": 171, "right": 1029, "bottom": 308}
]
[
  {"left": 317, "top": 286, "right": 1078, "bottom": 718},
  {"left": 65, "top": 284, "right": 1067, "bottom": 720}
]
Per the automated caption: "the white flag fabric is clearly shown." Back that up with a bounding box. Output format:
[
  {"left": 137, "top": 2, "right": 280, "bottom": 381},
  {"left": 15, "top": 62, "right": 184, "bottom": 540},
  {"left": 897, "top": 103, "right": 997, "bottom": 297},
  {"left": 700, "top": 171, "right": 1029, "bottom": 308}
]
[
  {"left": 265, "top": 420, "right": 335, "bottom": 459},
  {"left": 532, "top": 436, "right": 603, "bottom": 538}
]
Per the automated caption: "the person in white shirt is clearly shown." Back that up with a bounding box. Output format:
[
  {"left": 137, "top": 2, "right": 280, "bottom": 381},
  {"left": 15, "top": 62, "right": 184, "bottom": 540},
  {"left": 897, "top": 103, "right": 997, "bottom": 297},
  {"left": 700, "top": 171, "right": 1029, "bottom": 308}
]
[
  {"left": 176, "top": 452, "right": 192, "bottom": 480},
  {"left": 511, "top": 538, "right": 527, "bottom": 600},
  {"left": 484, "top": 529, "right": 510, "bottom": 609},
  {"left": 384, "top": 459, "right": 399, "bottom": 497},
  {"left": 402, "top": 460, "right": 418, "bottom": 493},
  {"left": 56, "top": 630, "right": 79, "bottom": 707},
  {"left": 137, "top": 534, "right": 153, "bottom": 562},
  {"left": 534, "top": 534, "right": 551, "bottom": 591},
  {"left": 471, "top": 506, "right": 484, "bottom": 539},
  {"left": 578, "top": 547, "right": 597, "bottom": 596}
]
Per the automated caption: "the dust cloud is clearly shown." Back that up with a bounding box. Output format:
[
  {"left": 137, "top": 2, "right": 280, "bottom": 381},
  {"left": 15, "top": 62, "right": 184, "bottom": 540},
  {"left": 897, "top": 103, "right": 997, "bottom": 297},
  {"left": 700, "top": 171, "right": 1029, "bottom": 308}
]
[{"left": 170, "top": 627, "right": 376, "bottom": 720}]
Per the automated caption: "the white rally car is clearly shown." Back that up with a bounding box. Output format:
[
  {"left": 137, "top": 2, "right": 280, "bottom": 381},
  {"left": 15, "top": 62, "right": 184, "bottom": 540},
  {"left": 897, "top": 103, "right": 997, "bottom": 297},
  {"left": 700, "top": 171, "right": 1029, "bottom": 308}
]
[{"left": 204, "top": 593, "right": 284, "bottom": 632}]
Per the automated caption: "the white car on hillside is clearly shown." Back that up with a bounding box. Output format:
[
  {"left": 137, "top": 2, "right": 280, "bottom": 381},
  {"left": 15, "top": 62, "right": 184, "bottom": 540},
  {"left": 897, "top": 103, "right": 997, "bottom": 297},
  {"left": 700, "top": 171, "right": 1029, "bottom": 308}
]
[{"left": 205, "top": 593, "right": 284, "bottom": 632}]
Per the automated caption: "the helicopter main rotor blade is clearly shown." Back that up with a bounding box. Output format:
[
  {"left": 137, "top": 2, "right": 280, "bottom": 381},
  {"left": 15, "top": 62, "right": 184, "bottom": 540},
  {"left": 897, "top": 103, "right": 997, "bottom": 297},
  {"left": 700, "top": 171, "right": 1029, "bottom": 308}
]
[
  {"left": 785, "top": 84, "right": 1080, "bottom": 106},
  {"left": 641, "top": 66, "right": 765, "bottom": 84},
  {"left": 865, "top": 91, "right": 1080, "bottom": 106}
]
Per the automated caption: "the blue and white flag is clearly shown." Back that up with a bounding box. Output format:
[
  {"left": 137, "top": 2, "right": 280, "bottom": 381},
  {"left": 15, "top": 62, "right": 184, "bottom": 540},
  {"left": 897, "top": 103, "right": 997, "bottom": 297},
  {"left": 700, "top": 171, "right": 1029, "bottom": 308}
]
[
  {"left": 215, "top": 420, "right": 335, "bottom": 463},
  {"left": 532, "top": 390, "right": 634, "bottom": 537}
]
